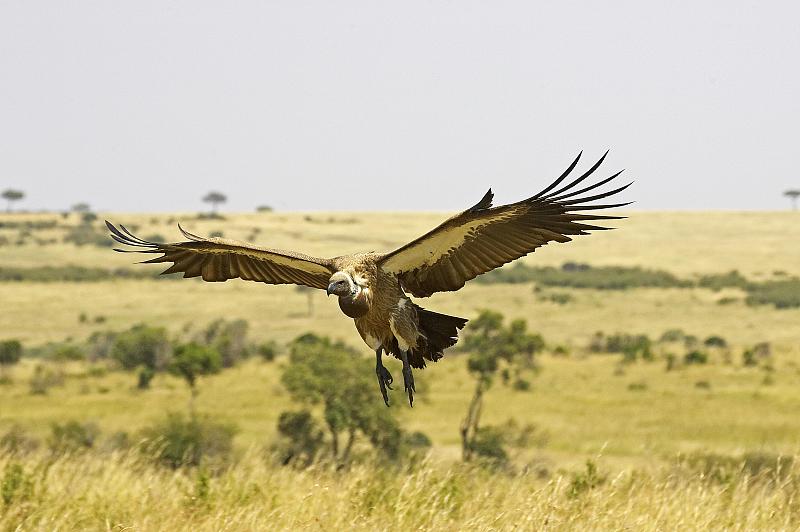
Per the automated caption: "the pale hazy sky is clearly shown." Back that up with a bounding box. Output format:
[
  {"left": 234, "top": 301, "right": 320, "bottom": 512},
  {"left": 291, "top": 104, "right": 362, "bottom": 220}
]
[{"left": 1, "top": 1, "right": 798, "bottom": 212}]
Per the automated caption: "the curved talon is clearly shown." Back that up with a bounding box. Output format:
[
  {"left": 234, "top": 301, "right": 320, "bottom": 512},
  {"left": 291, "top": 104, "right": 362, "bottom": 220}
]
[
  {"left": 402, "top": 366, "right": 415, "bottom": 407},
  {"left": 375, "top": 348, "right": 393, "bottom": 407}
]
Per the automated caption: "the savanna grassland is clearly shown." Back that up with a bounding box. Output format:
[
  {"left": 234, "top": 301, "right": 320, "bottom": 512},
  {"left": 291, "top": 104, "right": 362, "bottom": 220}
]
[{"left": 1, "top": 209, "right": 800, "bottom": 531}]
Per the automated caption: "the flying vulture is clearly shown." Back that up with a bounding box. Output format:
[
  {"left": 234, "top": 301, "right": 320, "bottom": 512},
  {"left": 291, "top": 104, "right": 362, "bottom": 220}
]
[{"left": 107, "top": 152, "right": 630, "bottom": 406}]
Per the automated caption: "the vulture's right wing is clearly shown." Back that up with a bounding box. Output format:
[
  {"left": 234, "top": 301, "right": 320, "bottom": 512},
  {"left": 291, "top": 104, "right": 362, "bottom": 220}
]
[
  {"left": 107, "top": 222, "right": 336, "bottom": 289},
  {"left": 378, "top": 152, "right": 631, "bottom": 297}
]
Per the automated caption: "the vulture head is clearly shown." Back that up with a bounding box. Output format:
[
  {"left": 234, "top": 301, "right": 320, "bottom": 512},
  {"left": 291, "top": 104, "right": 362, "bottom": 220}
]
[{"left": 327, "top": 271, "right": 359, "bottom": 297}]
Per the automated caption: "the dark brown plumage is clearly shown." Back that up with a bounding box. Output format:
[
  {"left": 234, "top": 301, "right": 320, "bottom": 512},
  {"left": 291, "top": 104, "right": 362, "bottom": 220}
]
[{"left": 108, "top": 151, "right": 630, "bottom": 407}]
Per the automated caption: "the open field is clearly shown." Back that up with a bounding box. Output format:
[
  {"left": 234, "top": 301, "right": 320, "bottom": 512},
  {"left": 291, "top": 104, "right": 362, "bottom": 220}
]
[{"left": 1, "top": 210, "right": 800, "bottom": 530}]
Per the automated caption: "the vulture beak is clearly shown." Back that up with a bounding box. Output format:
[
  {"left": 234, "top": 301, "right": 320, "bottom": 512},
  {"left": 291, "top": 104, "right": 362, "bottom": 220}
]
[{"left": 326, "top": 283, "right": 335, "bottom": 297}]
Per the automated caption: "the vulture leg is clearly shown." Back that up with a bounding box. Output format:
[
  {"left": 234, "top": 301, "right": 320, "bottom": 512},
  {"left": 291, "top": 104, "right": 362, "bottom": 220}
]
[
  {"left": 399, "top": 350, "right": 415, "bottom": 407},
  {"left": 374, "top": 347, "right": 393, "bottom": 407}
]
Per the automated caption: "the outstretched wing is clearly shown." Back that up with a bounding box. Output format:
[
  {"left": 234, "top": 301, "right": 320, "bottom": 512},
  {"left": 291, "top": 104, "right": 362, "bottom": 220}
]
[
  {"left": 107, "top": 222, "right": 336, "bottom": 289},
  {"left": 378, "top": 151, "right": 631, "bottom": 297}
]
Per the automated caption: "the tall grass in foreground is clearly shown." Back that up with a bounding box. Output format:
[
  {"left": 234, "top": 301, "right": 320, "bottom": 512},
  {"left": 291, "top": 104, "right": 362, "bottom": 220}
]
[{"left": 2, "top": 450, "right": 799, "bottom": 531}]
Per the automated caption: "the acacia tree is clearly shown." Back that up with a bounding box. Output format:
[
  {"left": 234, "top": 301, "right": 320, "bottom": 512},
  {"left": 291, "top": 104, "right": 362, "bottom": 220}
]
[
  {"left": 2, "top": 189, "right": 24, "bottom": 213},
  {"left": 202, "top": 191, "right": 227, "bottom": 214},
  {"left": 459, "top": 310, "right": 544, "bottom": 462},
  {"left": 169, "top": 343, "right": 222, "bottom": 415},
  {"left": 785, "top": 189, "right": 800, "bottom": 211},
  {"left": 110, "top": 324, "right": 172, "bottom": 389},
  {"left": 0, "top": 340, "right": 23, "bottom": 380},
  {"left": 280, "top": 333, "right": 407, "bottom": 467}
]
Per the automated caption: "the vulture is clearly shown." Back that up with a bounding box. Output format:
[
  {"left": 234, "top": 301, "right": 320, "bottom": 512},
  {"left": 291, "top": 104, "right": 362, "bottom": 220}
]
[{"left": 107, "top": 151, "right": 630, "bottom": 407}]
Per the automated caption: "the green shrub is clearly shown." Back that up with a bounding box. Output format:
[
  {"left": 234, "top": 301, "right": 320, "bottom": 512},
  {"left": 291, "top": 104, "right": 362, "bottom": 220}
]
[
  {"left": 659, "top": 329, "right": 686, "bottom": 343},
  {"left": 698, "top": 270, "right": 749, "bottom": 291},
  {"left": 0, "top": 426, "right": 39, "bottom": 454},
  {"left": 50, "top": 344, "right": 85, "bottom": 362},
  {"left": 538, "top": 291, "right": 573, "bottom": 304},
  {"left": 273, "top": 409, "right": 325, "bottom": 467},
  {"left": 477, "top": 262, "right": 691, "bottom": 290},
  {"left": 48, "top": 420, "right": 100, "bottom": 454},
  {"left": 195, "top": 319, "right": 249, "bottom": 368},
  {"left": 256, "top": 341, "right": 278, "bottom": 362},
  {"left": 169, "top": 343, "right": 222, "bottom": 389},
  {"left": 0, "top": 265, "right": 167, "bottom": 282},
  {"left": 679, "top": 451, "right": 794, "bottom": 484},
  {"left": 567, "top": 460, "right": 607, "bottom": 498},
  {"left": 110, "top": 324, "right": 172, "bottom": 388},
  {"left": 63, "top": 224, "right": 111, "bottom": 247},
  {"left": 0, "top": 339, "right": 22, "bottom": 367},
  {"left": 703, "top": 335, "right": 727, "bottom": 348},
  {"left": 684, "top": 350, "right": 709, "bottom": 365},
  {"left": 467, "top": 426, "right": 508, "bottom": 464},
  {"left": 1, "top": 462, "right": 34, "bottom": 505},
  {"left": 29, "top": 364, "right": 65, "bottom": 395},
  {"left": 140, "top": 412, "right": 237, "bottom": 469},
  {"left": 746, "top": 279, "right": 800, "bottom": 309}
]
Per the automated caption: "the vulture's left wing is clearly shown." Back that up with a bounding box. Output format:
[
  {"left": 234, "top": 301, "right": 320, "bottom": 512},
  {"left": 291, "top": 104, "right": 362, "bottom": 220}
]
[
  {"left": 378, "top": 152, "right": 631, "bottom": 297},
  {"left": 107, "top": 222, "right": 336, "bottom": 289}
]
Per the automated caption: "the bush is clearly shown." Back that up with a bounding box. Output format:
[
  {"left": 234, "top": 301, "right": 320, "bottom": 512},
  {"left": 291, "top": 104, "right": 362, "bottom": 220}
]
[
  {"left": 703, "top": 335, "right": 727, "bottom": 348},
  {"left": 256, "top": 341, "right": 278, "bottom": 362},
  {"left": 679, "top": 451, "right": 794, "bottom": 484},
  {"left": 195, "top": 319, "right": 249, "bottom": 368},
  {"left": 169, "top": 343, "right": 222, "bottom": 389},
  {"left": 684, "top": 350, "right": 709, "bottom": 365},
  {"left": 0, "top": 265, "right": 166, "bottom": 282},
  {"left": 746, "top": 279, "right": 800, "bottom": 309},
  {"left": 50, "top": 344, "right": 85, "bottom": 362},
  {"left": 0, "top": 339, "right": 22, "bottom": 367},
  {"left": 48, "top": 421, "right": 100, "bottom": 454},
  {"left": 568, "top": 460, "right": 607, "bottom": 498},
  {"left": 538, "top": 291, "right": 573, "bottom": 305},
  {"left": 467, "top": 426, "right": 508, "bottom": 464},
  {"left": 591, "top": 332, "right": 652, "bottom": 362},
  {"left": 0, "top": 426, "right": 39, "bottom": 454},
  {"left": 697, "top": 270, "right": 750, "bottom": 291},
  {"left": 29, "top": 364, "right": 65, "bottom": 394},
  {"left": 63, "top": 224, "right": 111, "bottom": 247},
  {"left": 659, "top": 329, "right": 686, "bottom": 343},
  {"left": 1, "top": 462, "right": 34, "bottom": 506},
  {"left": 140, "top": 412, "right": 237, "bottom": 469},
  {"left": 110, "top": 324, "right": 172, "bottom": 387},
  {"left": 477, "top": 262, "right": 691, "bottom": 290},
  {"left": 273, "top": 409, "right": 325, "bottom": 467}
]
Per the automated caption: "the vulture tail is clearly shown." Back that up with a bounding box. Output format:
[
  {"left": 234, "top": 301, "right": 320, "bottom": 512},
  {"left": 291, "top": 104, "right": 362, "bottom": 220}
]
[{"left": 390, "top": 304, "right": 468, "bottom": 369}]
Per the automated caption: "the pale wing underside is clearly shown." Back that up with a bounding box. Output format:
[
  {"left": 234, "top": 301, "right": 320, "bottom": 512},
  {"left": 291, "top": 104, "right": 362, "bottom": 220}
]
[
  {"left": 379, "top": 152, "right": 631, "bottom": 297},
  {"left": 107, "top": 222, "right": 335, "bottom": 289}
]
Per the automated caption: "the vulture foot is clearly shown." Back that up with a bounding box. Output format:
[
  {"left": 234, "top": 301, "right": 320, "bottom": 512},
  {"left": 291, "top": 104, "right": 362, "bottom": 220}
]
[
  {"left": 375, "top": 348, "right": 393, "bottom": 407},
  {"left": 399, "top": 350, "right": 415, "bottom": 407}
]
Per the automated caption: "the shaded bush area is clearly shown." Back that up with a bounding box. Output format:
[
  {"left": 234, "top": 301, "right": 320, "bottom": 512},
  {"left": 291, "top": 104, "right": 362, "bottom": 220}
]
[
  {"left": 589, "top": 332, "right": 653, "bottom": 362},
  {"left": 0, "top": 266, "right": 170, "bottom": 282},
  {"left": 475, "top": 263, "right": 800, "bottom": 309},
  {"left": 476, "top": 262, "right": 691, "bottom": 290},
  {"left": 140, "top": 412, "right": 237, "bottom": 469},
  {"left": 746, "top": 279, "right": 800, "bottom": 309},
  {"left": 697, "top": 270, "right": 750, "bottom": 291},
  {"left": 678, "top": 451, "right": 794, "bottom": 485}
]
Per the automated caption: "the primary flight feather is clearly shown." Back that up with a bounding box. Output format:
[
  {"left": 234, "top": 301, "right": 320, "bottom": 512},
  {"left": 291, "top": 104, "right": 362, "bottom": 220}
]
[{"left": 108, "top": 151, "right": 630, "bottom": 406}]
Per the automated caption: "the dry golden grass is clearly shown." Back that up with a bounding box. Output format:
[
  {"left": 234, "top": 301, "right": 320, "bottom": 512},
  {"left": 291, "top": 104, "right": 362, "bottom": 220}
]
[
  {"left": 2, "top": 210, "right": 800, "bottom": 529},
  {"left": 2, "top": 450, "right": 800, "bottom": 531}
]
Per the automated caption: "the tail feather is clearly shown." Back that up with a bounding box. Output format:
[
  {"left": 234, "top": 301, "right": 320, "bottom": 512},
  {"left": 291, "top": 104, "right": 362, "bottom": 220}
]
[{"left": 390, "top": 304, "right": 467, "bottom": 369}]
